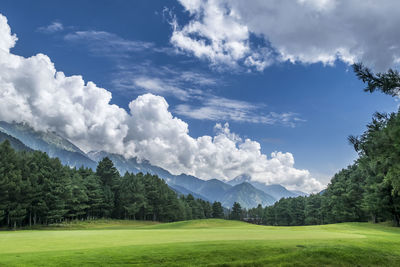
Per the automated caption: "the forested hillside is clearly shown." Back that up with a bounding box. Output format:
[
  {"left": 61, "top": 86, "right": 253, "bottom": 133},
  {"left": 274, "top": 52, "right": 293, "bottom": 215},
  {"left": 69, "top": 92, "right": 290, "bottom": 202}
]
[
  {"left": 0, "top": 123, "right": 298, "bottom": 209},
  {"left": 0, "top": 141, "right": 225, "bottom": 228},
  {"left": 245, "top": 64, "right": 400, "bottom": 226}
]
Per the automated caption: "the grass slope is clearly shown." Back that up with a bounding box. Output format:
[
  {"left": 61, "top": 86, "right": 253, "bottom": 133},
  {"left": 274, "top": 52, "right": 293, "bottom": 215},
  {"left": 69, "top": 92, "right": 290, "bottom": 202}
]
[{"left": 1, "top": 219, "right": 400, "bottom": 266}]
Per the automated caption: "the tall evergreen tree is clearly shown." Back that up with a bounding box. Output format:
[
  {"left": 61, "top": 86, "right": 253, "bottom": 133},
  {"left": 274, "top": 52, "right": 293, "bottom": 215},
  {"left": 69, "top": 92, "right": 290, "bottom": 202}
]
[
  {"left": 304, "top": 194, "right": 322, "bottom": 225},
  {"left": 212, "top": 201, "right": 224, "bottom": 218},
  {"left": 84, "top": 173, "right": 105, "bottom": 219},
  {"left": 231, "top": 202, "right": 242, "bottom": 220},
  {"left": 66, "top": 172, "right": 89, "bottom": 220},
  {"left": 96, "top": 157, "right": 120, "bottom": 217},
  {"left": 120, "top": 172, "right": 146, "bottom": 220}
]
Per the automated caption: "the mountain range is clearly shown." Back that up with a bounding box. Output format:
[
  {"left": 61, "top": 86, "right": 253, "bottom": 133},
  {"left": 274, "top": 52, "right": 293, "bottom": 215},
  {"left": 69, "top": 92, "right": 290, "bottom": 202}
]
[
  {"left": 0, "top": 121, "right": 307, "bottom": 209},
  {"left": 0, "top": 121, "right": 97, "bottom": 169},
  {"left": 228, "top": 174, "right": 306, "bottom": 199}
]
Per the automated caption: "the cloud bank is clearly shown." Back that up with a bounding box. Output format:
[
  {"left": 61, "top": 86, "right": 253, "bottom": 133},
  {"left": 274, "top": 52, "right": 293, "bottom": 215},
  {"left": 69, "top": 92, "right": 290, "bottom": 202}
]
[
  {"left": 173, "top": 0, "right": 400, "bottom": 71},
  {"left": 0, "top": 14, "right": 322, "bottom": 192}
]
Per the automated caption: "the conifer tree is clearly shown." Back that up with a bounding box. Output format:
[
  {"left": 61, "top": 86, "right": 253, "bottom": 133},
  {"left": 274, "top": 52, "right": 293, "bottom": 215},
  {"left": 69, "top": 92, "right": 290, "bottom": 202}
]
[
  {"left": 212, "top": 201, "right": 224, "bottom": 218},
  {"left": 231, "top": 202, "right": 242, "bottom": 220}
]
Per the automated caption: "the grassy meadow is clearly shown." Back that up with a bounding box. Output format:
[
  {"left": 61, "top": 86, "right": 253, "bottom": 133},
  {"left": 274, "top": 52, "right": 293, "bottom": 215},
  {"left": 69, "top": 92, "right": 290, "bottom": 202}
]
[{"left": 1, "top": 219, "right": 400, "bottom": 266}]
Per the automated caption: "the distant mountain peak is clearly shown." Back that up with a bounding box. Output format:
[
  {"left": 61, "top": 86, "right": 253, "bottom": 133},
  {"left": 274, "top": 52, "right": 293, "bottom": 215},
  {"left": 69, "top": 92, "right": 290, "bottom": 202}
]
[
  {"left": 0, "top": 121, "right": 96, "bottom": 169},
  {"left": 227, "top": 174, "right": 304, "bottom": 201},
  {"left": 0, "top": 121, "right": 86, "bottom": 155},
  {"left": 227, "top": 174, "right": 252, "bottom": 186},
  {"left": 235, "top": 181, "right": 252, "bottom": 188},
  {"left": 220, "top": 181, "right": 275, "bottom": 209}
]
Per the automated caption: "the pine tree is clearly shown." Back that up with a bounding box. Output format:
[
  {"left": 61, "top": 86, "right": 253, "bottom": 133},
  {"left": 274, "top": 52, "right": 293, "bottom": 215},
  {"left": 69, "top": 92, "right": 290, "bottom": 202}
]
[
  {"left": 66, "top": 172, "right": 89, "bottom": 220},
  {"left": 212, "top": 201, "right": 224, "bottom": 218},
  {"left": 231, "top": 202, "right": 242, "bottom": 220},
  {"left": 96, "top": 157, "right": 120, "bottom": 218},
  {"left": 0, "top": 141, "right": 12, "bottom": 224},
  {"left": 120, "top": 172, "right": 146, "bottom": 220},
  {"left": 0, "top": 140, "right": 27, "bottom": 228},
  {"left": 84, "top": 174, "right": 105, "bottom": 219},
  {"left": 304, "top": 194, "right": 322, "bottom": 225}
]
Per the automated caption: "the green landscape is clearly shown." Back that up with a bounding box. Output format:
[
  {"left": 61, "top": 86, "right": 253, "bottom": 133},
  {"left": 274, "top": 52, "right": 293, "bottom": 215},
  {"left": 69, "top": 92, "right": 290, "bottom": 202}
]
[
  {"left": 2, "top": 1, "right": 400, "bottom": 266},
  {"left": 1, "top": 219, "right": 400, "bottom": 266},
  {"left": 1, "top": 64, "right": 400, "bottom": 266}
]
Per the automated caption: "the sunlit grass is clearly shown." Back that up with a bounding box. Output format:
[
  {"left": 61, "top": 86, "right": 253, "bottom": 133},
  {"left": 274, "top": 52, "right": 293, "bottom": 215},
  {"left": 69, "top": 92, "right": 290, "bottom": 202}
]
[{"left": 1, "top": 219, "right": 400, "bottom": 266}]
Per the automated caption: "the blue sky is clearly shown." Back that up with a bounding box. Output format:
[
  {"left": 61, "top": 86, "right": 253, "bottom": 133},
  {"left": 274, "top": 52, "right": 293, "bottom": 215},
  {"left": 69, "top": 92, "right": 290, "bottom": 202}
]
[{"left": 0, "top": 0, "right": 399, "bottom": 190}]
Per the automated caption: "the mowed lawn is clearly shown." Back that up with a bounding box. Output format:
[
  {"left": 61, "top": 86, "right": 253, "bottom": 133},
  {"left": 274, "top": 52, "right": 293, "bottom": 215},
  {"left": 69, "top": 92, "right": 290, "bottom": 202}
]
[{"left": 1, "top": 219, "right": 400, "bottom": 266}]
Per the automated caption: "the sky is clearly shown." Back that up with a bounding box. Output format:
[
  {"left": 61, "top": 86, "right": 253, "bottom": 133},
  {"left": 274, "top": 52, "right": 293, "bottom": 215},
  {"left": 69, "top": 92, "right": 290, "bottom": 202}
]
[{"left": 0, "top": 0, "right": 399, "bottom": 192}]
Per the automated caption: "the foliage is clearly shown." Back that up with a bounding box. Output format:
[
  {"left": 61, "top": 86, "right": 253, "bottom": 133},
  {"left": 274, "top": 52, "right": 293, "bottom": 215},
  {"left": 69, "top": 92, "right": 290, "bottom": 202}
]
[
  {"left": 0, "top": 143, "right": 214, "bottom": 227},
  {"left": 353, "top": 63, "right": 400, "bottom": 96},
  {"left": 211, "top": 201, "right": 224, "bottom": 219},
  {"left": 230, "top": 202, "right": 242, "bottom": 220}
]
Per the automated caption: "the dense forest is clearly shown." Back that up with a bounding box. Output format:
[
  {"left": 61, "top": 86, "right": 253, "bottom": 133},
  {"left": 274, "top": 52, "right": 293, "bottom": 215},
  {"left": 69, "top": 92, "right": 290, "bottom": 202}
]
[
  {"left": 244, "top": 64, "right": 400, "bottom": 226},
  {"left": 0, "top": 142, "right": 227, "bottom": 228}
]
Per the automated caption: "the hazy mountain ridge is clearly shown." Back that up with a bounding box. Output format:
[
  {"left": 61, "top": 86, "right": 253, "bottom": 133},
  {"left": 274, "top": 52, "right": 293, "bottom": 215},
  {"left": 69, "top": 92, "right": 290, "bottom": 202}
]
[
  {"left": 0, "top": 131, "right": 32, "bottom": 152},
  {"left": 197, "top": 179, "right": 232, "bottom": 201},
  {"left": 0, "top": 121, "right": 306, "bottom": 209},
  {"left": 0, "top": 122, "right": 85, "bottom": 154},
  {"left": 0, "top": 121, "right": 97, "bottom": 169},
  {"left": 228, "top": 174, "right": 306, "bottom": 200},
  {"left": 219, "top": 182, "right": 276, "bottom": 208},
  {"left": 168, "top": 184, "right": 211, "bottom": 202}
]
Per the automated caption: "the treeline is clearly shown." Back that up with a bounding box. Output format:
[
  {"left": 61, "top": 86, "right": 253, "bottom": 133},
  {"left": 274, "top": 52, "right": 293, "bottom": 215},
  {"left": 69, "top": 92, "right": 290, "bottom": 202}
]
[
  {"left": 0, "top": 141, "right": 226, "bottom": 228},
  {"left": 244, "top": 64, "right": 400, "bottom": 227}
]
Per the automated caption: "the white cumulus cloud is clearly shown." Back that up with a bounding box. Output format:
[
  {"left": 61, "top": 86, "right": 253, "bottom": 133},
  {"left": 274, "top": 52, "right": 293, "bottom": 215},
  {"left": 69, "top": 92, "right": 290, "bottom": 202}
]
[
  {"left": 0, "top": 14, "right": 322, "bottom": 192},
  {"left": 173, "top": 0, "right": 400, "bottom": 71},
  {"left": 170, "top": 0, "right": 272, "bottom": 71}
]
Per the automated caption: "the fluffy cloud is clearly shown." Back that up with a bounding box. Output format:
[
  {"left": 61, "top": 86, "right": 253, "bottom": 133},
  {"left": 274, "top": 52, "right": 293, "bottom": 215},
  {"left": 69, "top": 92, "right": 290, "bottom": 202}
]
[
  {"left": 0, "top": 15, "right": 17, "bottom": 52},
  {"left": 0, "top": 14, "right": 322, "bottom": 192},
  {"left": 173, "top": 0, "right": 400, "bottom": 71},
  {"left": 170, "top": 0, "right": 272, "bottom": 70}
]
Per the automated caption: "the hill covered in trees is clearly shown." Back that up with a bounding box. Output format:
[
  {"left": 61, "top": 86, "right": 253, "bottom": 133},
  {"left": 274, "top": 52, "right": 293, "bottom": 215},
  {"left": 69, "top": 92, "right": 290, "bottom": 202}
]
[
  {"left": 0, "top": 122, "right": 308, "bottom": 209},
  {"left": 0, "top": 141, "right": 228, "bottom": 228}
]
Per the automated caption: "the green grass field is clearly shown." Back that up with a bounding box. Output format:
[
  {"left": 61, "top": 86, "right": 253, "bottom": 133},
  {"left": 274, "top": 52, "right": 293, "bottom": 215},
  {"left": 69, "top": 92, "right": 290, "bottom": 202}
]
[{"left": 1, "top": 219, "right": 400, "bottom": 266}]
